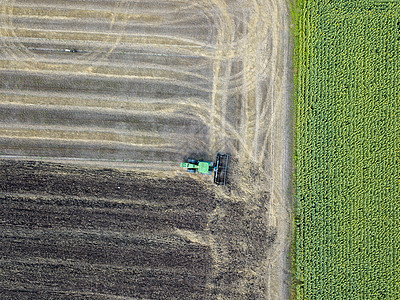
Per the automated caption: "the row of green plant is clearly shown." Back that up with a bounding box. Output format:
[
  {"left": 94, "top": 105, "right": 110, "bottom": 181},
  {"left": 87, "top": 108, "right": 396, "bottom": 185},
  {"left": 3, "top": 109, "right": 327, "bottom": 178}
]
[{"left": 293, "top": 1, "right": 400, "bottom": 298}]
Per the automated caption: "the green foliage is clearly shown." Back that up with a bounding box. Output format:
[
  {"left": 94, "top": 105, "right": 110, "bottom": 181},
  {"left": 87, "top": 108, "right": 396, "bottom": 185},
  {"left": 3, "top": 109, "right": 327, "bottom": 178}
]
[{"left": 295, "top": 1, "right": 400, "bottom": 299}]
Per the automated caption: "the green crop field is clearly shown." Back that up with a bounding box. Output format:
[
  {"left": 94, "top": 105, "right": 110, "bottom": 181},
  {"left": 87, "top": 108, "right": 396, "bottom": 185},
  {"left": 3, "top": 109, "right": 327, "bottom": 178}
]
[{"left": 294, "top": 0, "right": 400, "bottom": 299}]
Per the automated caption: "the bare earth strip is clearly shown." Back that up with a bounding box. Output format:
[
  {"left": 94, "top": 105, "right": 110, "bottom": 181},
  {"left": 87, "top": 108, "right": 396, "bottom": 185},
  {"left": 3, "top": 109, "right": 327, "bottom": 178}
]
[{"left": 0, "top": 0, "right": 293, "bottom": 299}]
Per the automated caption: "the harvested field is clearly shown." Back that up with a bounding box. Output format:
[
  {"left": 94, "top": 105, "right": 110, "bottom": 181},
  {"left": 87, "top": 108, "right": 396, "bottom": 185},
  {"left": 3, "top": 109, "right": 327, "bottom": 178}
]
[{"left": 0, "top": 0, "right": 293, "bottom": 298}]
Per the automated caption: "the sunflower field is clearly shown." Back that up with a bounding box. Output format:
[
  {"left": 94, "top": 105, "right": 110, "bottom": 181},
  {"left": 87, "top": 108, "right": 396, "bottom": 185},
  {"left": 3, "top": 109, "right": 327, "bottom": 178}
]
[{"left": 295, "top": 0, "right": 400, "bottom": 298}]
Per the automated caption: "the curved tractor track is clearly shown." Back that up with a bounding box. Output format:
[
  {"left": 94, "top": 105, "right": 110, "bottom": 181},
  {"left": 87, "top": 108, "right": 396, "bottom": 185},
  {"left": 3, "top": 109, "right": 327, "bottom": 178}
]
[{"left": 0, "top": 0, "right": 293, "bottom": 299}]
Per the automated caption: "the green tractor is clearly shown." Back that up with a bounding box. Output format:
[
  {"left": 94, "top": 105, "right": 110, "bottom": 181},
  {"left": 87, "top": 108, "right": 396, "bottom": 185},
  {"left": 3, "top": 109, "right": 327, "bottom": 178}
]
[
  {"left": 180, "top": 153, "right": 230, "bottom": 185},
  {"left": 180, "top": 159, "right": 214, "bottom": 175}
]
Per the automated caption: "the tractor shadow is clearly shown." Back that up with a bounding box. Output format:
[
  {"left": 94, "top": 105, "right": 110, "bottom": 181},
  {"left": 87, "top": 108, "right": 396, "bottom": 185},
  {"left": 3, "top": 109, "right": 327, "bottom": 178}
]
[{"left": 183, "top": 152, "right": 213, "bottom": 163}]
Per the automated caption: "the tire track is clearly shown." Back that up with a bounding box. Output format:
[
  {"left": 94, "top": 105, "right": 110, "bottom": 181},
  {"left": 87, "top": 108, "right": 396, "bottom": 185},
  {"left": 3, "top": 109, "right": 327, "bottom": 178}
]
[{"left": 204, "top": 0, "right": 292, "bottom": 298}]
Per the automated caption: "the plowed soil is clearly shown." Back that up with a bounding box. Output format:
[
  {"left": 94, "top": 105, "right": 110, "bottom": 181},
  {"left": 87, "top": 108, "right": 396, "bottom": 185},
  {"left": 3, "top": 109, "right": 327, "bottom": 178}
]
[{"left": 1, "top": 159, "right": 280, "bottom": 299}]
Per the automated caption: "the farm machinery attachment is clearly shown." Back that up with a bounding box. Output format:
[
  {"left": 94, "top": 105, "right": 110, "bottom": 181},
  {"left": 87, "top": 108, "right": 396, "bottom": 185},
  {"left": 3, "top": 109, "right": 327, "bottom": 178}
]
[{"left": 180, "top": 153, "right": 230, "bottom": 185}]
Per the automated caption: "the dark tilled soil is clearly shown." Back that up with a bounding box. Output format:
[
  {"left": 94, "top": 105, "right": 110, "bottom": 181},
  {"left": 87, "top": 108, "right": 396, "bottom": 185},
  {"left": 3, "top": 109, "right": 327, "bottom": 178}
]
[
  {"left": 0, "top": 159, "right": 278, "bottom": 299},
  {"left": 0, "top": 160, "right": 216, "bottom": 299}
]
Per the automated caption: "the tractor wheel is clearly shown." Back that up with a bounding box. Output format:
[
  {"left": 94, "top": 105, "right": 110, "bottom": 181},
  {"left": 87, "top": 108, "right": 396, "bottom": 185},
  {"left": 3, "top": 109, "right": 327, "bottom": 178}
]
[
  {"left": 188, "top": 159, "right": 198, "bottom": 164},
  {"left": 187, "top": 169, "right": 196, "bottom": 173}
]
